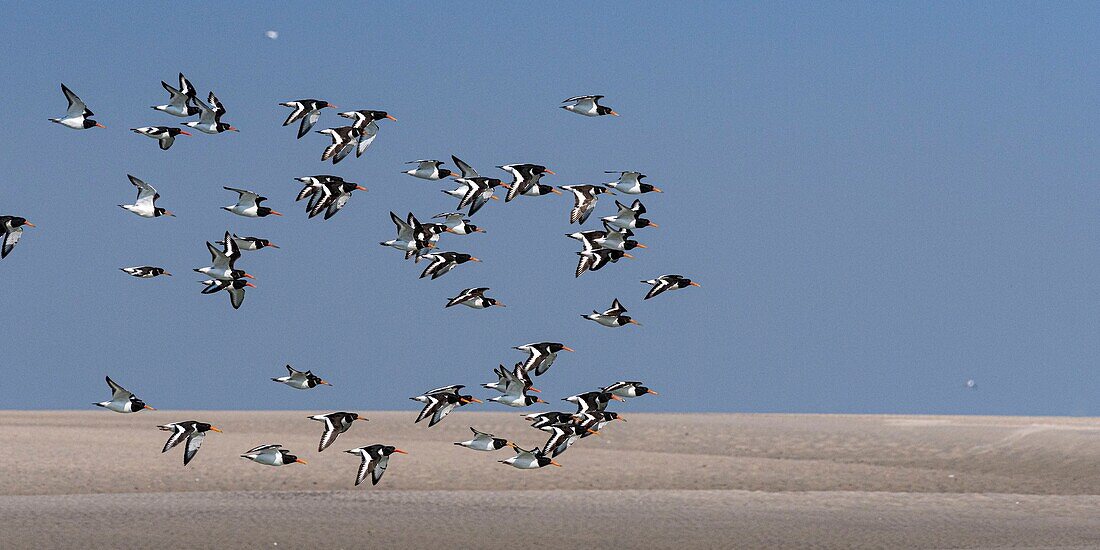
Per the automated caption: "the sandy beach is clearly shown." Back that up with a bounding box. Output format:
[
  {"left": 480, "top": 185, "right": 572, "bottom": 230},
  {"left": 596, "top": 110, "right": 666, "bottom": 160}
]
[{"left": 3, "top": 411, "right": 1100, "bottom": 548}]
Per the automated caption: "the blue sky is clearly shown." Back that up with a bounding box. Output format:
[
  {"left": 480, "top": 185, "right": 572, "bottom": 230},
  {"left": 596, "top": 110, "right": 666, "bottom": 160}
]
[{"left": 1, "top": 3, "right": 1097, "bottom": 414}]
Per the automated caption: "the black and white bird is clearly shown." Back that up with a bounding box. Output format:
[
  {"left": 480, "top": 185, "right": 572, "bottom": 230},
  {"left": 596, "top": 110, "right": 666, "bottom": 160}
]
[
  {"left": 316, "top": 126, "right": 358, "bottom": 164},
  {"left": 431, "top": 212, "right": 484, "bottom": 235},
  {"left": 564, "top": 390, "right": 624, "bottom": 415},
  {"left": 560, "top": 185, "right": 614, "bottom": 224},
  {"left": 198, "top": 278, "right": 255, "bottom": 310},
  {"left": 280, "top": 99, "right": 336, "bottom": 139},
  {"left": 195, "top": 232, "right": 250, "bottom": 281},
  {"left": 119, "top": 175, "right": 174, "bottom": 218},
  {"left": 0, "top": 216, "right": 34, "bottom": 259},
  {"left": 222, "top": 187, "right": 283, "bottom": 218},
  {"left": 419, "top": 252, "right": 480, "bottom": 280},
  {"left": 271, "top": 365, "right": 331, "bottom": 389},
  {"left": 308, "top": 412, "right": 367, "bottom": 452},
  {"left": 445, "top": 287, "right": 505, "bottom": 309},
  {"left": 308, "top": 180, "right": 368, "bottom": 220},
  {"left": 158, "top": 421, "right": 222, "bottom": 465},
  {"left": 522, "top": 411, "right": 576, "bottom": 430},
  {"left": 482, "top": 363, "right": 540, "bottom": 395},
  {"left": 583, "top": 298, "right": 640, "bottom": 328},
  {"left": 240, "top": 444, "right": 307, "bottom": 467},
  {"left": 131, "top": 126, "right": 190, "bottom": 150},
  {"left": 294, "top": 175, "right": 339, "bottom": 212},
  {"left": 380, "top": 211, "right": 435, "bottom": 259},
  {"left": 217, "top": 234, "right": 279, "bottom": 251},
  {"left": 454, "top": 427, "right": 513, "bottom": 451},
  {"left": 602, "top": 381, "right": 659, "bottom": 399},
  {"left": 602, "top": 199, "right": 657, "bottom": 230},
  {"left": 337, "top": 110, "right": 396, "bottom": 156},
  {"left": 448, "top": 155, "right": 502, "bottom": 215},
  {"left": 567, "top": 223, "right": 646, "bottom": 252},
  {"left": 344, "top": 444, "right": 407, "bottom": 486},
  {"left": 642, "top": 274, "right": 700, "bottom": 300},
  {"left": 183, "top": 92, "right": 238, "bottom": 134},
  {"left": 50, "top": 84, "right": 104, "bottom": 129},
  {"left": 514, "top": 342, "right": 574, "bottom": 377},
  {"left": 499, "top": 444, "right": 561, "bottom": 469},
  {"left": 499, "top": 164, "right": 555, "bottom": 202},
  {"left": 120, "top": 266, "right": 171, "bottom": 278},
  {"left": 561, "top": 95, "right": 618, "bottom": 117},
  {"left": 404, "top": 160, "right": 454, "bottom": 180},
  {"left": 575, "top": 411, "right": 625, "bottom": 434},
  {"left": 541, "top": 424, "right": 596, "bottom": 458},
  {"left": 605, "top": 171, "right": 663, "bottom": 194},
  {"left": 152, "top": 73, "right": 200, "bottom": 117},
  {"left": 488, "top": 387, "right": 546, "bottom": 408},
  {"left": 411, "top": 385, "right": 481, "bottom": 427},
  {"left": 575, "top": 247, "right": 632, "bottom": 278},
  {"left": 94, "top": 376, "right": 154, "bottom": 413}
]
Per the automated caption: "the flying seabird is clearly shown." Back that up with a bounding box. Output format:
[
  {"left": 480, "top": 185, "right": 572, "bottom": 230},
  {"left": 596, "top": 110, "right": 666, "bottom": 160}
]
[
  {"left": 308, "top": 412, "right": 367, "bottom": 452},
  {"left": 0, "top": 216, "right": 34, "bottom": 259},
  {"left": 514, "top": 342, "right": 574, "bottom": 377},
  {"left": 564, "top": 390, "right": 624, "bottom": 416},
  {"left": 445, "top": 287, "right": 504, "bottom": 309},
  {"left": 216, "top": 234, "right": 279, "bottom": 251},
  {"left": 419, "top": 252, "right": 480, "bottom": 280},
  {"left": 271, "top": 365, "right": 331, "bottom": 389},
  {"left": 642, "top": 274, "right": 700, "bottom": 300},
  {"left": 499, "top": 164, "right": 555, "bottom": 202},
  {"left": 432, "top": 212, "right": 484, "bottom": 235},
  {"left": 561, "top": 95, "right": 618, "bottom": 117},
  {"left": 152, "top": 73, "right": 200, "bottom": 117},
  {"left": 499, "top": 444, "right": 561, "bottom": 469},
  {"left": 404, "top": 160, "right": 454, "bottom": 180},
  {"left": 560, "top": 185, "right": 613, "bottom": 224},
  {"left": 566, "top": 223, "right": 646, "bottom": 252},
  {"left": 316, "top": 126, "right": 357, "bottom": 164},
  {"left": 337, "top": 110, "right": 396, "bottom": 156},
  {"left": 411, "top": 385, "right": 481, "bottom": 427},
  {"left": 344, "top": 444, "right": 407, "bottom": 486},
  {"left": 119, "top": 175, "right": 174, "bottom": 218},
  {"left": 583, "top": 298, "right": 640, "bottom": 328},
  {"left": 222, "top": 187, "right": 282, "bottom": 217},
  {"left": 94, "top": 376, "right": 154, "bottom": 413},
  {"left": 522, "top": 411, "right": 576, "bottom": 430},
  {"left": 198, "top": 278, "right": 255, "bottom": 309},
  {"left": 380, "top": 211, "right": 435, "bottom": 259},
  {"left": 482, "top": 363, "right": 540, "bottom": 395},
  {"left": 601, "top": 381, "right": 659, "bottom": 399},
  {"left": 454, "top": 427, "right": 513, "bottom": 451},
  {"left": 120, "top": 266, "right": 171, "bottom": 278},
  {"left": 50, "top": 84, "right": 104, "bottom": 129},
  {"left": 575, "top": 247, "right": 632, "bottom": 278},
  {"left": 541, "top": 424, "right": 596, "bottom": 458},
  {"left": 605, "top": 171, "right": 662, "bottom": 194},
  {"left": 183, "top": 92, "right": 238, "bottom": 134},
  {"left": 240, "top": 444, "right": 307, "bottom": 467},
  {"left": 131, "top": 126, "right": 190, "bottom": 150},
  {"left": 280, "top": 99, "right": 336, "bottom": 138},
  {"left": 194, "top": 232, "right": 250, "bottom": 281},
  {"left": 158, "top": 421, "right": 222, "bottom": 465},
  {"left": 602, "top": 199, "right": 657, "bottom": 230}
]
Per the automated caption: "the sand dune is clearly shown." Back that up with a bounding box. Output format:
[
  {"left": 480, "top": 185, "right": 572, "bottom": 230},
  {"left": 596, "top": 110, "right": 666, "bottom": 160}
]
[{"left": 3, "top": 412, "right": 1100, "bottom": 548}]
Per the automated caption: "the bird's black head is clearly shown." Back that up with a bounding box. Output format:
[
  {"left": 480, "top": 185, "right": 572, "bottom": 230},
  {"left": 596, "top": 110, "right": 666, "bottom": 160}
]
[
  {"left": 151, "top": 267, "right": 168, "bottom": 277},
  {"left": 371, "top": 110, "right": 395, "bottom": 122},
  {"left": 547, "top": 343, "right": 569, "bottom": 353},
  {"left": 9, "top": 217, "right": 32, "bottom": 228},
  {"left": 257, "top": 207, "right": 282, "bottom": 217},
  {"left": 153, "top": 207, "right": 174, "bottom": 217},
  {"left": 636, "top": 217, "right": 655, "bottom": 228},
  {"left": 217, "top": 122, "right": 239, "bottom": 133},
  {"left": 254, "top": 238, "right": 276, "bottom": 249},
  {"left": 195, "top": 422, "right": 213, "bottom": 432},
  {"left": 317, "top": 100, "right": 332, "bottom": 109},
  {"left": 229, "top": 269, "right": 251, "bottom": 280},
  {"left": 281, "top": 450, "right": 300, "bottom": 463},
  {"left": 82, "top": 118, "right": 101, "bottom": 129},
  {"left": 454, "top": 253, "right": 475, "bottom": 264},
  {"left": 130, "top": 396, "right": 149, "bottom": 410},
  {"left": 596, "top": 105, "right": 617, "bottom": 116},
  {"left": 463, "top": 222, "right": 481, "bottom": 233},
  {"left": 623, "top": 240, "right": 643, "bottom": 250}
]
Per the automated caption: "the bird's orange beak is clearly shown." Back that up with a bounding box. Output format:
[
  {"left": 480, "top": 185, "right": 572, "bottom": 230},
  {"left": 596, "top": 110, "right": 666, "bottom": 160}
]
[
  {"left": 23, "top": 222, "right": 35, "bottom": 228},
  {"left": 356, "top": 185, "right": 368, "bottom": 192},
  {"left": 356, "top": 417, "right": 369, "bottom": 421},
  {"left": 623, "top": 253, "right": 634, "bottom": 259},
  {"left": 242, "top": 273, "right": 255, "bottom": 279},
  {"left": 549, "top": 460, "right": 562, "bottom": 467},
  {"left": 179, "top": 131, "right": 191, "bottom": 136},
  {"left": 635, "top": 243, "right": 647, "bottom": 249},
  {"left": 270, "top": 211, "right": 284, "bottom": 216},
  {"left": 95, "top": 123, "right": 106, "bottom": 128},
  {"left": 475, "top": 228, "right": 486, "bottom": 233},
  {"left": 394, "top": 448, "right": 408, "bottom": 454},
  {"left": 163, "top": 272, "right": 173, "bottom": 276},
  {"left": 545, "top": 170, "right": 556, "bottom": 175},
  {"left": 164, "top": 210, "right": 176, "bottom": 217},
  {"left": 690, "top": 282, "right": 701, "bottom": 287},
  {"left": 529, "top": 386, "right": 541, "bottom": 393},
  {"left": 500, "top": 183, "right": 512, "bottom": 190},
  {"left": 295, "top": 458, "right": 308, "bottom": 464},
  {"left": 648, "top": 222, "right": 659, "bottom": 228},
  {"left": 609, "top": 110, "right": 619, "bottom": 117},
  {"left": 586, "top": 429, "right": 601, "bottom": 436},
  {"left": 320, "top": 380, "right": 332, "bottom": 386},
  {"left": 144, "top": 405, "right": 157, "bottom": 410},
  {"left": 562, "top": 346, "right": 575, "bottom": 352},
  {"left": 210, "top": 426, "right": 223, "bottom": 433},
  {"left": 386, "top": 115, "right": 397, "bottom": 121},
  {"left": 466, "top": 397, "right": 483, "bottom": 404},
  {"left": 551, "top": 188, "right": 563, "bottom": 195},
  {"left": 628, "top": 319, "right": 641, "bottom": 326},
  {"left": 489, "top": 195, "right": 499, "bottom": 201},
  {"left": 327, "top": 104, "right": 338, "bottom": 109},
  {"left": 652, "top": 187, "right": 663, "bottom": 193},
  {"left": 618, "top": 416, "right": 627, "bottom": 422},
  {"left": 228, "top": 126, "right": 239, "bottom": 132},
  {"left": 610, "top": 394, "right": 626, "bottom": 401},
  {"left": 245, "top": 282, "right": 257, "bottom": 288},
  {"left": 647, "top": 389, "right": 659, "bottom": 395},
  {"left": 470, "top": 257, "right": 481, "bottom": 262},
  {"left": 535, "top": 398, "right": 548, "bottom": 404},
  {"left": 268, "top": 243, "right": 280, "bottom": 248}
]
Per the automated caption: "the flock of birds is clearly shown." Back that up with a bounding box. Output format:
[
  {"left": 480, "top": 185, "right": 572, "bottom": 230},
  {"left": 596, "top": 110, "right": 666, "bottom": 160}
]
[{"left": 12, "top": 73, "right": 699, "bottom": 486}]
